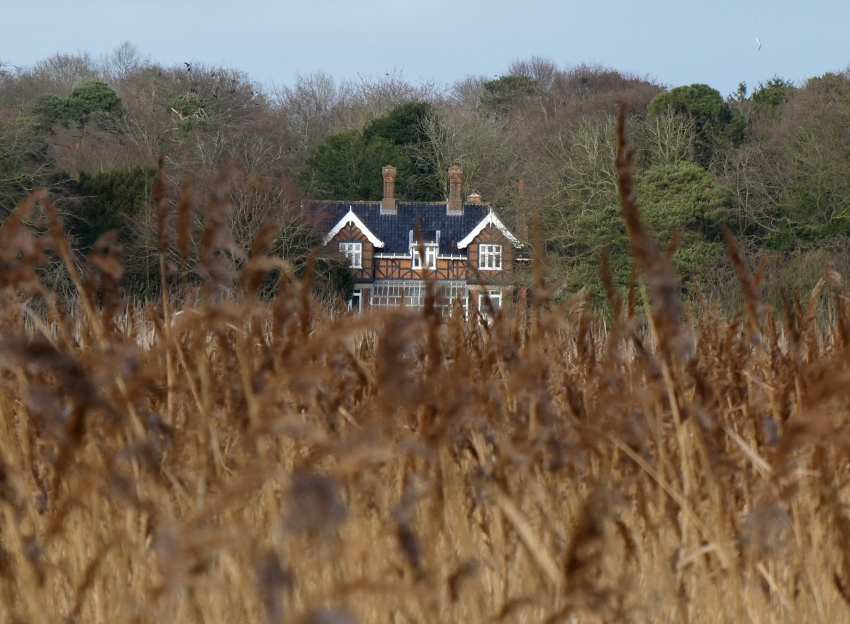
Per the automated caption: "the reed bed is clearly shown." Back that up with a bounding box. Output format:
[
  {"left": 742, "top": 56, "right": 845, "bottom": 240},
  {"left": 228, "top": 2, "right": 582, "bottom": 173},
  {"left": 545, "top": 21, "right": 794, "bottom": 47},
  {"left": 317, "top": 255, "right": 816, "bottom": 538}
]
[{"left": 0, "top": 109, "right": 849, "bottom": 624}]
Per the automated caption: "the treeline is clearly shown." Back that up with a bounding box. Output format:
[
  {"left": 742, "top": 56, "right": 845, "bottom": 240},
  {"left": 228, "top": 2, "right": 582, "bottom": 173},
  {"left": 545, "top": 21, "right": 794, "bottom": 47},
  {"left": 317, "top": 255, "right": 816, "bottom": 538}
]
[{"left": 1, "top": 44, "right": 848, "bottom": 309}]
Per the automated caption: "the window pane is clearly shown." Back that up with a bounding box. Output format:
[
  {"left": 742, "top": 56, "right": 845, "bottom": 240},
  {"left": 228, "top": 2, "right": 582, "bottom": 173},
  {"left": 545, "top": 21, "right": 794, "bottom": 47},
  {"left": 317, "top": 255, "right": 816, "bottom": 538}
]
[
  {"left": 479, "top": 244, "right": 502, "bottom": 270},
  {"left": 489, "top": 290, "right": 502, "bottom": 309},
  {"left": 371, "top": 281, "right": 467, "bottom": 316},
  {"left": 426, "top": 246, "right": 437, "bottom": 269},
  {"left": 413, "top": 244, "right": 437, "bottom": 270},
  {"left": 339, "top": 242, "right": 362, "bottom": 268}
]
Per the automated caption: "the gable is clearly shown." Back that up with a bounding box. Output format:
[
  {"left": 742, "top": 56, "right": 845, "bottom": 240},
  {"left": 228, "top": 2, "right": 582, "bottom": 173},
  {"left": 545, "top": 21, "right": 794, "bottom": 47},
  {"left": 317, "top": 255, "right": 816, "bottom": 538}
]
[
  {"left": 467, "top": 223, "right": 514, "bottom": 246},
  {"left": 322, "top": 207, "right": 384, "bottom": 248},
  {"left": 457, "top": 211, "right": 521, "bottom": 249},
  {"left": 330, "top": 223, "right": 371, "bottom": 243}
]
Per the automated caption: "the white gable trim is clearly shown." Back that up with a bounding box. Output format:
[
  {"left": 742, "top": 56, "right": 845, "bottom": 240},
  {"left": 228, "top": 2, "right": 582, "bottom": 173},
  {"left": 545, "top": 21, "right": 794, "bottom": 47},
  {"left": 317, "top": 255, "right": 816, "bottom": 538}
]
[
  {"left": 457, "top": 211, "right": 522, "bottom": 249},
  {"left": 322, "top": 206, "right": 384, "bottom": 248}
]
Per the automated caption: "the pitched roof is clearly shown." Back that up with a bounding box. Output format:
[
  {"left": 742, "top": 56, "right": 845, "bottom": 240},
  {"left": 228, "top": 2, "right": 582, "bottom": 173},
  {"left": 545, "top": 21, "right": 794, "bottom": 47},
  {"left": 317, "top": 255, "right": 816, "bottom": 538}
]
[
  {"left": 314, "top": 201, "right": 494, "bottom": 255},
  {"left": 457, "top": 211, "right": 521, "bottom": 249},
  {"left": 322, "top": 207, "right": 384, "bottom": 247}
]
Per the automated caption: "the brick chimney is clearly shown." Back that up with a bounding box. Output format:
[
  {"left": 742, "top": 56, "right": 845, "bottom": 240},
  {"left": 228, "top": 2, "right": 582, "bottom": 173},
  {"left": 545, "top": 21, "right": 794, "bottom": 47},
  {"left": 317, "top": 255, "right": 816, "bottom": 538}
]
[
  {"left": 447, "top": 166, "right": 463, "bottom": 215},
  {"left": 466, "top": 190, "right": 482, "bottom": 203},
  {"left": 381, "top": 165, "right": 397, "bottom": 214}
]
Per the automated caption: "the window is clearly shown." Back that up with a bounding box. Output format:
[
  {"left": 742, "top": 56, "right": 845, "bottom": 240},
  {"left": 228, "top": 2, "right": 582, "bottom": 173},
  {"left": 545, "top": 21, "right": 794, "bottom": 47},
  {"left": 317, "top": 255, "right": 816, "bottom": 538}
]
[
  {"left": 425, "top": 245, "right": 437, "bottom": 269},
  {"left": 339, "top": 242, "right": 362, "bottom": 268},
  {"left": 412, "top": 244, "right": 438, "bottom": 270},
  {"left": 371, "top": 281, "right": 427, "bottom": 309},
  {"left": 479, "top": 290, "right": 502, "bottom": 310},
  {"left": 479, "top": 244, "right": 502, "bottom": 270},
  {"left": 371, "top": 281, "right": 467, "bottom": 316},
  {"left": 443, "top": 282, "right": 469, "bottom": 317}
]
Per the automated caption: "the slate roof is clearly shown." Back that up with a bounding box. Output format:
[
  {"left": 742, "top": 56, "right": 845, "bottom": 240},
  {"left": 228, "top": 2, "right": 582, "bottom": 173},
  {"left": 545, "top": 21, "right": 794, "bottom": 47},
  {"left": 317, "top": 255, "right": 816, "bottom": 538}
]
[{"left": 315, "top": 201, "right": 493, "bottom": 255}]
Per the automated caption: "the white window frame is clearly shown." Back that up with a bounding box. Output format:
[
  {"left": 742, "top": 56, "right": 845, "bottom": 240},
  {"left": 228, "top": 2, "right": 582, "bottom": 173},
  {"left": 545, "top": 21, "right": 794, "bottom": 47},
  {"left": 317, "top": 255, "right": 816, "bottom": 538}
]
[
  {"left": 479, "top": 244, "right": 503, "bottom": 270},
  {"left": 339, "top": 242, "right": 363, "bottom": 268},
  {"left": 412, "top": 243, "right": 438, "bottom": 270},
  {"left": 370, "top": 281, "right": 467, "bottom": 317},
  {"left": 479, "top": 290, "right": 502, "bottom": 310}
]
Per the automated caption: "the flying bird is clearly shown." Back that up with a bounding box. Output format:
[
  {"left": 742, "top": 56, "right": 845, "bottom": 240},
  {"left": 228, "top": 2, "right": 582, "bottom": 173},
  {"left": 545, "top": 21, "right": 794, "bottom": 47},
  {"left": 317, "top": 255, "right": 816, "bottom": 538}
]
[
  {"left": 756, "top": 38, "right": 762, "bottom": 51},
  {"left": 184, "top": 62, "right": 192, "bottom": 72}
]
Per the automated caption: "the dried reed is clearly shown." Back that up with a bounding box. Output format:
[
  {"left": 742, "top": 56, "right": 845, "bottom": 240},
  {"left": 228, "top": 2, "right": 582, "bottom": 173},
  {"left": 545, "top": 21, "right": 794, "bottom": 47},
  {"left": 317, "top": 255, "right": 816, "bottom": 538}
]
[{"left": 0, "top": 138, "right": 848, "bottom": 624}]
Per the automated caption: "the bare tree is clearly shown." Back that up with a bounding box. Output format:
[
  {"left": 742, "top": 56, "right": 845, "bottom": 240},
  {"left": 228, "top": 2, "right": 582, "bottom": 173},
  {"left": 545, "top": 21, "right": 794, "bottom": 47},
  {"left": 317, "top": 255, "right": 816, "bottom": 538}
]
[
  {"left": 450, "top": 76, "right": 488, "bottom": 111},
  {"left": 0, "top": 111, "right": 53, "bottom": 215},
  {"left": 643, "top": 110, "right": 692, "bottom": 166},
  {"left": 346, "top": 68, "right": 444, "bottom": 128},
  {"left": 274, "top": 71, "right": 354, "bottom": 157},
  {"left": 228, "top": 176, "right": 312, "bottom": 262},
  {"left": 507, "top": 56, "right": 558, "bottom": 91},
  {"left": 415, "top": 105, "right": 511, "bottom": 198},
  {"left": 103, "top": 41, "right": 148, "bottom": 82},
  {"left": 31, "top": 52, "right": 100, "bottom": 93},
  {"left": 532, "top": 115, "right": 620, "bottom": 257}
]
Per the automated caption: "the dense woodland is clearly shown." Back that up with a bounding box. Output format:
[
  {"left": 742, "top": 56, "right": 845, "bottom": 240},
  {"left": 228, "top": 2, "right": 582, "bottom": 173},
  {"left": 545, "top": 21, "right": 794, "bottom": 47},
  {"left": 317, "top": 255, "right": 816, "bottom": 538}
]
[{"left": 1, "top": 44, "right": 849, "bottom": 310}]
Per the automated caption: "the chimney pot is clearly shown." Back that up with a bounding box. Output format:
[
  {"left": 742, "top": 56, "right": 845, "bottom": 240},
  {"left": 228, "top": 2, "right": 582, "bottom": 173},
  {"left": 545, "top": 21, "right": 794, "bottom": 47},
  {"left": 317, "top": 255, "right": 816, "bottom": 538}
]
[
  {"left": 381, "top": 165, "right": 397, "bottom": 214},
  {"left": 447, "top": 166, "right": 463, "bottom": 214}
]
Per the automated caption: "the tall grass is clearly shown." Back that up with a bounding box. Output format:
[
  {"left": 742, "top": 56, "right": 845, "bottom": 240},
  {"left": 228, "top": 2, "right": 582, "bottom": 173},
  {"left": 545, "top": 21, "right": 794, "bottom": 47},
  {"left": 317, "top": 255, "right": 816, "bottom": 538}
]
[{"left": 0, "top": 109, "right": 849, "bottom": 624}]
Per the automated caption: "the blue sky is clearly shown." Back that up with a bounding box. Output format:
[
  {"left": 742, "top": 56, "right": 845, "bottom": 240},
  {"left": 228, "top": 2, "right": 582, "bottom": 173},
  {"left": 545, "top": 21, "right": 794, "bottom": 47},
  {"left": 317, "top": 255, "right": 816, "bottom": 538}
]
[{"left": 2, "top": 0, "right": 848, "bottom": 97}]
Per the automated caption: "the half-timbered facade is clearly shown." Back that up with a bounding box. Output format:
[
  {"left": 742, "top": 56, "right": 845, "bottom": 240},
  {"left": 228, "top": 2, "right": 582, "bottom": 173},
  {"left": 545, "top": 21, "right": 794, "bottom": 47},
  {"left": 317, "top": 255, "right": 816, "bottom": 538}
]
[{"left": 318, "top": 166, "right": 523, "bottom": 314}]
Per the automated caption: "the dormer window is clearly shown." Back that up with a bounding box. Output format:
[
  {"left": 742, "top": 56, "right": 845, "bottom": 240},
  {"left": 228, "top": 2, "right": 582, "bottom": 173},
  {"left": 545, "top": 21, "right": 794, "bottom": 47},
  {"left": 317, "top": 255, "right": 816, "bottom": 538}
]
[
  {"left": 412, "top": 243, "right": 438, "bottom": 270},
  {"left": 339, "top": 242, "right": 363, "bottom": 268},
  {"left": 479, "top": 244, "right": 502, "bottom": 270}
]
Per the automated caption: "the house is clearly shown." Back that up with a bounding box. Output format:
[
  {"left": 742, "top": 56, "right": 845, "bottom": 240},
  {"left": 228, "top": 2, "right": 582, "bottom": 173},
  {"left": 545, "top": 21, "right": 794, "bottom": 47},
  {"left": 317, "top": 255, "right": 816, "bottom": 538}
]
[{"left": 318, "top": 165, "right": 524, "bottom": 314}]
